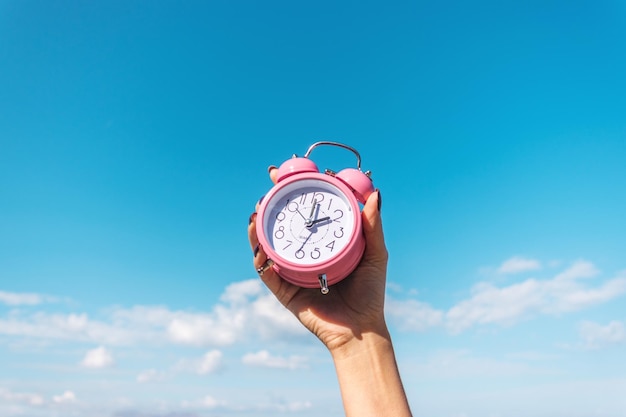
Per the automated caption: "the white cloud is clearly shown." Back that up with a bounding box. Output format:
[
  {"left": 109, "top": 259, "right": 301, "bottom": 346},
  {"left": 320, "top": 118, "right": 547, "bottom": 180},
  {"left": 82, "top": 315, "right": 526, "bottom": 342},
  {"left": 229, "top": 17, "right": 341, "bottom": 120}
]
[
  {"left": 175, "top": 349, "right": 224, "bottom": 375},
  {"left": 181, "top": 395, "right": 227, "bottom": 410},
  {"left": 0, "top": 279, "right": 306, "bottom": 348},
  {"left": 144, "top": 349, "right": 238, "bottom": 380},
  {"left": 386, "top": 298, "right": 443, "bottom": 332},
  {"left": 0, "top": 311, "right": 149, "bottom": 346},
  {"left": 505, "top": 351, "right": 560, "bottom": 361},
  {"left": 198, "top": 395, "right": 222, "bottom": 409},
  {"left": 242, "top": 349, "right": 308, "bottom": 370},
  {"left": 180, "top": 394, "right": 312, "bottom": 414},
  {"left": 52, "top": 390, "right": 76, "bottom": 404},
  {"left": 0, "top": 387, "right": 44, "bottom": 406},
  {"left": 2, "top": 263, "right": 624, "bottom": 352},
  {"left": 257, "top": 399, "right": 313, "bottom": 413},
  {"left": 136, "top": 369, "right": 166, "bottom": 383},
  {"left": 385, "top": 261, "right": 626, "bottom": 334},
  {"left": 409, "top": 349, "right": 554, "bottom": 379},
  {"left": 0, "top": 290, "right": 50, "bottom": 306},
  {"left": 165, "top": 288, "right": 305, "bottom": 346},
  {"left": 166, "top": 312, "right": 240, "bottom": 346},
  {"left": 81, "top": 346, "right": 114, "bottom": 368},
  {"left": 553, "top": 260, "right": 599, "bottom": 281},
  {"left": 446, "top": 261, "right": 626, "bottom": 333},
  {"left": 250, "top": 292, "right": 308, "bottom": 339},
  {"left": 579, "top": 320, "right": 625, "bottom": 349},
  {"left": 114, "top": 280, "right": 305, "bottom": 347},
  {"left": 446, "top": 279, "right": 543, "bottom": 332},
  {"left": 220, "top": 279, "right": 265, "bottom": 304},
  {"left": 387, "top": 282, "right": 419, "bottom": 296},
  {"left": 197, "top": 350, "right": 223, "bottom": 374},
  {"left": 497, "top": 256, "right": 542, "bottom": 275}
]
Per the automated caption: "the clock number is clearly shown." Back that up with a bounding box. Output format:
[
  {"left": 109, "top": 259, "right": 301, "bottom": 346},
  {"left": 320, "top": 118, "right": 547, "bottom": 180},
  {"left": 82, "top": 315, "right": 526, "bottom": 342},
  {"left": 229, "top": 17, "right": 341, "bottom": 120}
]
[
  {"left": 275, "top": 211, "right": 286, "bottom": 223},
  {"left": 299, "top": 193, "right": 307, "bottom": 204},
  {"left": 287, "top": 201, "right": 299, "bottom": 212},
  {"left": 327, "top": 198, "right": 333, "bottom": 211},
  {"left": 282, "top": 240, "right": 293, "bottom": 250},
  {"left": 274, "top": 226, "right": 285, "bottom": 239},
  {"left": 311, "top": 192, "right": 325, "bottom": 204},
  {"left": 333, "top": 209, "right": 344, "bottom": 222},
  {"left": 295, "top": 249, "right": 305, "bottom": 259},
  {"left": 334, "top": 228, "right": 344, "bottom": 238},
  {"left": 325, "top": 240, "right": 335, "bottom": 252},
  {"left": 311, "top": 248, "right": 321, "bottom": 259}
]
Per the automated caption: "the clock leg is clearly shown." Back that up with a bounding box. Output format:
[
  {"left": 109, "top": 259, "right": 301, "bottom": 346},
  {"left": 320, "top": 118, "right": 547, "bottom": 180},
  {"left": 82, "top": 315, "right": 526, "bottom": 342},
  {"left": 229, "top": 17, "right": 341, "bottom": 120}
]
[{"left": 318, "top": 274, "right": 329, "bottom": 295}]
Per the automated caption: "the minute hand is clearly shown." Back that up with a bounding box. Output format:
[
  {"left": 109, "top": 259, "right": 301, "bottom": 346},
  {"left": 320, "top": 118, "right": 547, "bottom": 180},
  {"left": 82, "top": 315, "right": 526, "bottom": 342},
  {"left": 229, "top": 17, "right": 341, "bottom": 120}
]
[{"left": 308, "top": 203, "right": 318, "bottom": 220}]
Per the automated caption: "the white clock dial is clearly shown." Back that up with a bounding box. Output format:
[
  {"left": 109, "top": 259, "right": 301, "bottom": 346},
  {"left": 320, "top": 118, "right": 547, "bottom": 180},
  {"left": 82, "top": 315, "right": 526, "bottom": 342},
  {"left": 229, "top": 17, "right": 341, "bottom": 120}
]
[{"left": 263, "top": 179, "right": 355, "bottom": 266}]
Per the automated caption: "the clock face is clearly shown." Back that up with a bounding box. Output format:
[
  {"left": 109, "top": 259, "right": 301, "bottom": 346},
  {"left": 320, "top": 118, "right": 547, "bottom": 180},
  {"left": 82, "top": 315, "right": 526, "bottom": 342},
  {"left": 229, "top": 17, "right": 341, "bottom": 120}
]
[{"left": 262, "top": 178, "right": 356, "bottom": 266}]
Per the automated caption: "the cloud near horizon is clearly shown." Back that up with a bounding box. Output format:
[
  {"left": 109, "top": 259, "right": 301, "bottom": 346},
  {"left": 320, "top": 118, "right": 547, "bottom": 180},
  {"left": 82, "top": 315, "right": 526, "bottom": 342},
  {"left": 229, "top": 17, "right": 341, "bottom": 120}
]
[
  {"left": 387, "top": 260, "right": 626, "bottom": 334},
  {"left": 1, "top": 258, "right": 624, "bottom": 417},
  {"left": 0, "top": 280, "right": 307, "bottom": 349},
  {"left": 241, "top": 349, "right": 308, "bottom": 370},
  {"left": 1, "top": 260, "right": 624, "bottom": 348},
  {"left": 578, "top": 320, "right": 625, "bottom": 349}
]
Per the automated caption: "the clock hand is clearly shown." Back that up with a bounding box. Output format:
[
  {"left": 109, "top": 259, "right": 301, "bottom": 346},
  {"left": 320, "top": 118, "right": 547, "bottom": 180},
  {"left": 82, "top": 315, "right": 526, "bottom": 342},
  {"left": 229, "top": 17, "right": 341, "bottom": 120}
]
[
  {"left": 297, "top": 229, "right": 313, "bottom": 251},
  {"left": 308, "top": 203, "right": 318, "bottom": 220},
  {"left": 308, "top": 216, "right": 331, "bottom": 227},
  {"left": 295, "top": 209, "right": 307, "bottom": 221},
  {"left": 304, "top": 203, "right": 319, "bottom": 227}
]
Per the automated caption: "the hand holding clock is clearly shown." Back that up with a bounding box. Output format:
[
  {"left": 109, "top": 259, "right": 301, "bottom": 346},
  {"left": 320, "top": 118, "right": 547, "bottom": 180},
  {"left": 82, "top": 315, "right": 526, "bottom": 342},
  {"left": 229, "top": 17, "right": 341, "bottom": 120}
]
[{"left": 248, "top": 167, "right": 412, "bottom": 417}]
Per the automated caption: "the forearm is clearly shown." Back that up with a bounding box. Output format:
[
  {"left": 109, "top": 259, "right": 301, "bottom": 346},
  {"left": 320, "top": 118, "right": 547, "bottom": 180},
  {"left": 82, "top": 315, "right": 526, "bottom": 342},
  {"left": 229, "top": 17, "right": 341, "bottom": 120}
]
[{"left": 330, "top": 328, "right": 413, "bottom": 417}]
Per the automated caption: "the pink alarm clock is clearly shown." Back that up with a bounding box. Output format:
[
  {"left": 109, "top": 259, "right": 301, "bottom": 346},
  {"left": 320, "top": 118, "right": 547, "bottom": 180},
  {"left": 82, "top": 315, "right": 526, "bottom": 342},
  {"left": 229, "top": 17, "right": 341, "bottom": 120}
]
[{"left": 256, "top": 141, "right": 375, "bottom": 294}]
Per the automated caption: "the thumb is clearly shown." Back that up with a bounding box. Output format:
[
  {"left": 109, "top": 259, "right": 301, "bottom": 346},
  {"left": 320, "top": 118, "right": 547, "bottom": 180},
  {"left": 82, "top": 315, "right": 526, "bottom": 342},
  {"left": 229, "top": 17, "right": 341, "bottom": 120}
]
[{"left": 361, "top": 190, "right": 388, "bottom": 262}]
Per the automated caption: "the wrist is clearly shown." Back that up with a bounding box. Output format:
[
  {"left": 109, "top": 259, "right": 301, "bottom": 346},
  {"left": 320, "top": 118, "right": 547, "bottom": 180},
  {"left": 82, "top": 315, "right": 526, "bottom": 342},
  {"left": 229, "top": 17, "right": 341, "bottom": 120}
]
[
  {"left": 329, "top": 325, "right": 413, "bottom": 417},
  {"left": 328, "top": 324, "right": 392, "bottom": 361}
]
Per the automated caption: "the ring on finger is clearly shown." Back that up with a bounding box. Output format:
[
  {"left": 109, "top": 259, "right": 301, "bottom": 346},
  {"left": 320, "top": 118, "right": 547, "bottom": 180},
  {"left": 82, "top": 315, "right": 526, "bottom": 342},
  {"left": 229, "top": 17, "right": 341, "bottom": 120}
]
[{"left": 256, "top": 259, "right": 274, "bottom": 276}]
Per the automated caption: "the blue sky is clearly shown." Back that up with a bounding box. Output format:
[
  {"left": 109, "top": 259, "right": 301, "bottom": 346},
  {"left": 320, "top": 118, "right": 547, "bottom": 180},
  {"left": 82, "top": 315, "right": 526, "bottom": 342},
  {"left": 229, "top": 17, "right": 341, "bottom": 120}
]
[{"left": 1, "top": 0, "right": 625, "bottom": 416}]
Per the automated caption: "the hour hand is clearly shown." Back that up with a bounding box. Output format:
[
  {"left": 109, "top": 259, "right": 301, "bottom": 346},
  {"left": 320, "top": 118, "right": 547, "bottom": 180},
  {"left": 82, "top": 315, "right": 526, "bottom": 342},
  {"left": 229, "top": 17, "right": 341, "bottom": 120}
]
[{"left": 309, "top": 216, "right": 331, "bottom": 226}]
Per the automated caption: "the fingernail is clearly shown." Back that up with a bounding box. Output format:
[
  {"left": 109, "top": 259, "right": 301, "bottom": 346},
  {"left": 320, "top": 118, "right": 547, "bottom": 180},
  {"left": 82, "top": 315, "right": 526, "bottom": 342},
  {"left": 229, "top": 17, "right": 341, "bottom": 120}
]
[
  {"left": 267, "top": 165, "right": 278, "bottom": 173},
  {"left": 258, "top": 195, "right": 265, "bottom": 205},
  {"left": 376, "top": 189, "right": 382, "bottom": 212},
  {"left": 253, "top": 244, "right": 260, "bottom": 257},
  {"left": 248, "top": 212, "right": 257, "bottom": 225}
]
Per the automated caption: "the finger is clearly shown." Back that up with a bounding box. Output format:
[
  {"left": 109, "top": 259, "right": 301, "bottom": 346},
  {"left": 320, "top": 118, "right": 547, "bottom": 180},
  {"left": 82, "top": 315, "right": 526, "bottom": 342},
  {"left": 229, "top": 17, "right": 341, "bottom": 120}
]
[
  {"left": 268, "top": 165, "right": 278, "bottom": 184},
  {"left": 248, "top": 212, "right": 258, "bottom": 251},
  {"left": 248, "top": 210, "right": 287, "bottom": 296},
  {"left": 254, "top": 195, "right": 264, "bottom": 212},
  {"left": 252, "top": 243, "right": 285, "bottom": 295},
  {"left": 361, "top": 190, "right": 388, "bottom": 262}
]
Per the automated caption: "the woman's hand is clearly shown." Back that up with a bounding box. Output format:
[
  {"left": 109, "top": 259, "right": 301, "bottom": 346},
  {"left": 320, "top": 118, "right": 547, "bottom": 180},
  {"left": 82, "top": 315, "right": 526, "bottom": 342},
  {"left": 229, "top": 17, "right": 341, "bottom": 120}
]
[{"left": 247, "top": 166, "right": 412, "bottom": 417}]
